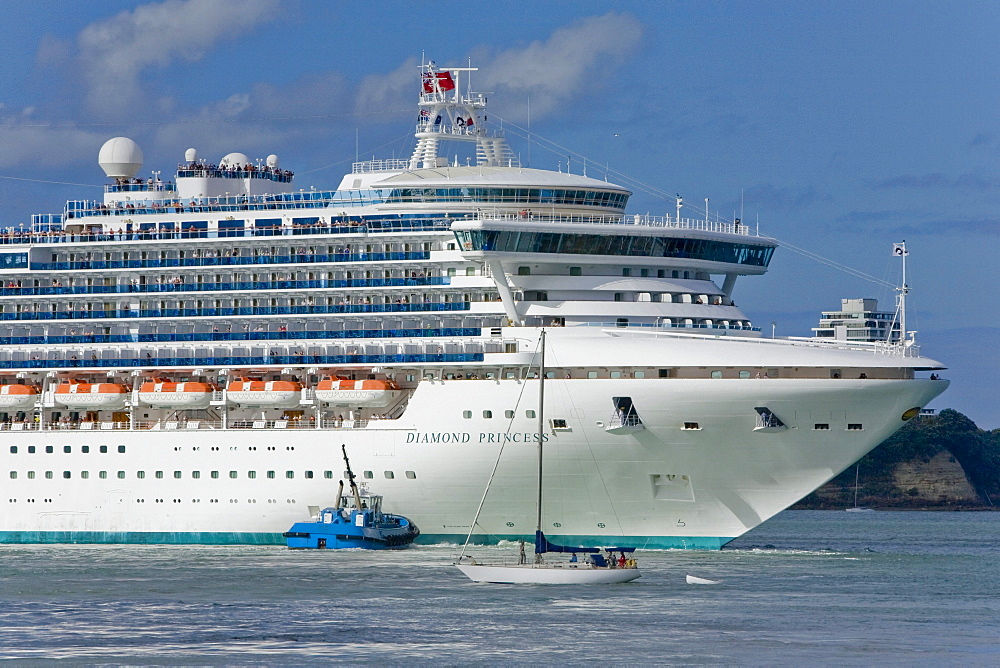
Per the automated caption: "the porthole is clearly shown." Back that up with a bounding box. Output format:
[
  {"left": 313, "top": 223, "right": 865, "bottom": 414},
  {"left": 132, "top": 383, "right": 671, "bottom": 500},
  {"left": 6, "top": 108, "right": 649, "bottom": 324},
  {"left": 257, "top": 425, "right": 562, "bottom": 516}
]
[
  {"left": 384, "top": 471, "right": 394, "bottom": 479},
  {"left": 483, "top": 410, "right": 492, "bottom": 419},
  {"left": 463, "top": 410, "right": 472, "bottom": 419},
  {"left": 405, "top": 471, "right": 416, "bottom": 479}
]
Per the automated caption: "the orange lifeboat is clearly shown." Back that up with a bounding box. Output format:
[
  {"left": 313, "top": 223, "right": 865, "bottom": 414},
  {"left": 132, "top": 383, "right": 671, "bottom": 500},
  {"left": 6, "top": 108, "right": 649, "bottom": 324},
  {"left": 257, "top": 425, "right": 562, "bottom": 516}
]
[
  {"left": 226, "top": 377, "right": 303, "bottom": 406},
  {"left": 54, "top": 379, "right": 128, "bottom": 409},
  {"left": 138, "top": 377, "right": 218, "bottom": 409},
  {"left": 0, "top": 384, "right": 40, "bottom": 409},
  {"left": 315, "top": 377, "right": 400, "bottom": 407}
]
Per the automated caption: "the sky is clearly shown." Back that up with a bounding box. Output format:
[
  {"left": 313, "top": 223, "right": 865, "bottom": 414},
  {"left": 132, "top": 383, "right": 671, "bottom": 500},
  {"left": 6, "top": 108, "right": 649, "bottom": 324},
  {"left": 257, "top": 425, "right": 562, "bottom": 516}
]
[{"left": 0, "top": 0, "right": 996, "bottom": 427}]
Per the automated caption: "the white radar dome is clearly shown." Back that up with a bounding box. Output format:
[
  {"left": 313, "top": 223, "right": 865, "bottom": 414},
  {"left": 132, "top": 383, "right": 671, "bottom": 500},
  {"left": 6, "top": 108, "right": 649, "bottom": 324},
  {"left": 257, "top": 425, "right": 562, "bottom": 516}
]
[
  {"left": 98, "top": 137, "right": 144, "bottom": 179},
  {"left": 184, "top": 148, "right": 198, "bottom": 163},
  {"left": 266, "top": 154, "right": 279, "bottom": 169},
  {"left": 220, "top": 152, "right": 250, "bottom": 168}
]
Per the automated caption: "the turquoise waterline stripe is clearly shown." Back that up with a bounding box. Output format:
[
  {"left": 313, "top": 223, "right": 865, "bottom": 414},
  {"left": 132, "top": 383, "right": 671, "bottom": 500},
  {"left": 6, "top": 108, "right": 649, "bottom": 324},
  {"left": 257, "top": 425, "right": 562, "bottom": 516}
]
[{"left": 0, "top": 531, "right": 733, "bottom": 550}]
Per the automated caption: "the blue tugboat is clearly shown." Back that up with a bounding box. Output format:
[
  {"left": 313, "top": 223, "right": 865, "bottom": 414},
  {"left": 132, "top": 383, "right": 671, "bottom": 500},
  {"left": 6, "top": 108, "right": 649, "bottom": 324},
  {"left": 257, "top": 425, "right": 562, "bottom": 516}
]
[{"left": 283, "top": 445, "right": 420, "bottom": 549}]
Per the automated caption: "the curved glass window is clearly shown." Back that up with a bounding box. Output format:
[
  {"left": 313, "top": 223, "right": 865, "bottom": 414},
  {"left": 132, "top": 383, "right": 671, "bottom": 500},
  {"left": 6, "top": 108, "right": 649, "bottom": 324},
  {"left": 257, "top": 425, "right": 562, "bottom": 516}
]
[
  {"left": 384, "top": 187, "right": 629, "bottom": 209},
  {"left": 455, "top": 230, "right": 775, "bottom": 267}
]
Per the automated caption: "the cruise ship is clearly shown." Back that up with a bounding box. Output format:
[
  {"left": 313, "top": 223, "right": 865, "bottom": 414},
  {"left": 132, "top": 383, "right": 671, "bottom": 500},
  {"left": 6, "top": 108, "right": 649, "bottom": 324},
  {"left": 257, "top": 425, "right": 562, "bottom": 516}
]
[{"left": 0, "top": 63, "right": 947, "bottom": 548}]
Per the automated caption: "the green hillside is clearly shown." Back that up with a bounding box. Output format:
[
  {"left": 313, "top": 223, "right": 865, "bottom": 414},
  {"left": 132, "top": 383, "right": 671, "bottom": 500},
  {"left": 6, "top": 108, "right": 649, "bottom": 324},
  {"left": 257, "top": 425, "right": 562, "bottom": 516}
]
[{"left": 793, "top": 409, "right": 1000, "bottom": 509}]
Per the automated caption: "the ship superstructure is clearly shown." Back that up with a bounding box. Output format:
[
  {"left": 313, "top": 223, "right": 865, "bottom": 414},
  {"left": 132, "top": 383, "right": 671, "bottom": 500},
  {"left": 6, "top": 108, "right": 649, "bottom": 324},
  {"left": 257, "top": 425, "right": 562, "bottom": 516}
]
[{"left": 0, "top": 63, "right": 947, "bottom": 548}]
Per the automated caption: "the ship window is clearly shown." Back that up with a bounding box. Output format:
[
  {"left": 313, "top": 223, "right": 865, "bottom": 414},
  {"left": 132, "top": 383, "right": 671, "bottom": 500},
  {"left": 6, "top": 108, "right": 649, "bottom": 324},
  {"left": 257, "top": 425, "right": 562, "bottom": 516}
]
[
  {"left": 466, "top": 267, "right": 476, "bottom": 276},
  {"left": 45, "top": 471, "right": 53, "bottom": 479},
  {"left": 28, "top": 471, "right": 35, "bottom": 479},
  {"left": 247, "top": 471, "right": 256, "bottom": 479},
  {"left": 364, "top": 471, "right": 373, "bottom": 479},
  {"left": 9, "top": 471, "right": 15, "bottom": 479},
  {"left": 230, "top": 471, "right": 238, "bottom": 479},
  {"left": 551, "top": 419, "right": 568, "bottom": 429},
  {"left": 155, "top": 471, "right": 163, "bottom": 479},
  {"left": 286, "top": 471, "right": 294, "bottom": 479},
  {"left": 483, "top": 410, "right": 492, "bottom": 419},
  {"left": 463, "top": 410, "right": 472, "bottom": 419},
  {"left": 174, "top": 471, "right": 182, "bottom": 479},
  {"left": 81, "top": 471, "right": 89, "bottom": 479},
  {"left": 267, "top": 471, "right": 275, "bottom": 479},
  {"left": 118, "top": 446, "right": 126, "bottom": 453},
  {"left": 518, "top": 267, "right": 530, "bottom": 275},
  {"left": 137, "top": 471, "right": 145, "bottom": 479},
  {"left": 82, "top": 446, "right": 89, "bottom": 453},
  {"left": 526, "top": 409, "right": 536, "bottom": 419},
  {"left": 447, "top": 268, "right": 457, "bottom": 277},
  {"left": 830, "top": 369, "right": 842, "bottom": 379},
  {"left": 46, "top": 446, "right": 53, "bottom": 454},
  {"left": 305, "top": 471, "right": 314, "bottom": 479},
  {"left": 622, "top": 268, "right": 631, "bottom": 277},
  {"left": 100, "top": 446, "right": 108, "bottom": 454},
  {"left": 64, "top": 446, "right": 71, "bottom": 453},
  {"left": 848, "top": 424, "right": 864, "bottom": 431},
  {"left": 384, "top": 471, "right": 394, "bottom": 479},
  {"left": 8, "top": 446, "right": 14, "bottom": 454},
  {"left": 405, "top": 471, "right": 416, "bottom": 479},
  {"left": 28, "top": 446, "right": 35, "bottom": 453},
  {"left": 117, "top": 471, "right": 125, "bottom": 479},
  {"left": 211, "top": 471, "right": 219, "bottom": 479},
  {"left": 98, "top": 471, "right": 106, "bottom": 479},
  {"left": 321, "top": 470, "right": 333, "bottom": 479},
  {"left": 814, "top": 424, "right": 830, "bottom": 430},
  {"left": 641, "top": 268, "right": 649, "bottom": 277},
  {"left": 570, "top": 266, "right": 581, "bottom": 276},
  {"left": 739, "top": 371, "right": 751, "bottom": 379},
  {"left": 683, "top": 422, "right": 701, "bottom": 430},
  {"left": 610, "top": 371, "right": 621, "bottom": 379},
  {"left": 587, "top": 371, "right": 598, "bottom": 379},
  {"left": 710, "top": 371, "right": 723, "bottom": 379},
  {"left": 505, "top": 410, "right": 515, "bottom": 418},
  {"left": 657, "top": 270, "right": 665, "bottom": 278}
]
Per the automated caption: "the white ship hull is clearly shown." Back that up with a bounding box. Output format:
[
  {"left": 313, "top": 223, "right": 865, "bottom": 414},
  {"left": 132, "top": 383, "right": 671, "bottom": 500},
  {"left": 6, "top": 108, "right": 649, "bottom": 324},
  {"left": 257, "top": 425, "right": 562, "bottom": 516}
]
[{"left": 0, "top": 372, "right": 945, "bottom": 548}]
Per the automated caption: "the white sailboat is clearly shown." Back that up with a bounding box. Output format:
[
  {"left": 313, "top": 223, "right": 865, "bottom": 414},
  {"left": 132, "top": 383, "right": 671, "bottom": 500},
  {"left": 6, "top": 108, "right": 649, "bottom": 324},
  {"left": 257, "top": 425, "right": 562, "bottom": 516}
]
[
  {"left": 845, "top": 463, "right": 874, "bottom": 512},
  {"left": 455, "top": 330, "right": 641, "bottom": 584}
]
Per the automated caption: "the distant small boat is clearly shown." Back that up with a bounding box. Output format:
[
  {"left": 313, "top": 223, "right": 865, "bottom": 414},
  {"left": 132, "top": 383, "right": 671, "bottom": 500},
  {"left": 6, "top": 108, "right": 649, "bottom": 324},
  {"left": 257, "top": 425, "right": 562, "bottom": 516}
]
[
  {"left": 283, "top": 444, "right": 419, "bottom": 550},
  {"left": 686, "top": 575, "right": 720, "bottom": 585},
  {"left": 846, "top": 463, "right": 875, "bottom": 512}
]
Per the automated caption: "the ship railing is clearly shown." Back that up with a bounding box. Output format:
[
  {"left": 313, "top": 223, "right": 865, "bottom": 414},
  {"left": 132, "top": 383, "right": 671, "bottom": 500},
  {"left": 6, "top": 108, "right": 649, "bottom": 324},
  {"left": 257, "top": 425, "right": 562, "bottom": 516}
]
[
  {"left": 11, "top": 218, "right": 454, "bottom": 246},
  {"left": 475, "top": 211, "right": 755, "bottom": 235},
  {"left": 352, "top": 159, "right": 411, "bottom": 173},
  {"left": 105, "top": 182, "right": 177, "bottom": 193}
]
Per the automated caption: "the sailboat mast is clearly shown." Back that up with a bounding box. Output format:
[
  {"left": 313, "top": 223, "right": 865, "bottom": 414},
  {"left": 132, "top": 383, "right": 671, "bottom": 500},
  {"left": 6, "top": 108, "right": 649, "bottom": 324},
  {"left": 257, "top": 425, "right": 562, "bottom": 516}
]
[{"left": 535, "top": 330, "right": 546, "bottom": 537}]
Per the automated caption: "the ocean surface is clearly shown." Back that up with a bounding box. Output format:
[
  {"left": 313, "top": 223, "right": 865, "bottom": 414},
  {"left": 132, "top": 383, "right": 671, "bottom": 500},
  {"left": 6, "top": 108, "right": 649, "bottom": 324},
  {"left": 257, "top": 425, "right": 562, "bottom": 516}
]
[{"left": 2, "top": 511, "right": 999, "bottom": 665}]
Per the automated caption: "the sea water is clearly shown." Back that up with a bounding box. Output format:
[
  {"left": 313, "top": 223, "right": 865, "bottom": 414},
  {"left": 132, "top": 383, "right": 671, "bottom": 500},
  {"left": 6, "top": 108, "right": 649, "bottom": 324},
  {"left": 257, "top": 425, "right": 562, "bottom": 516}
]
[{"left": 1, "top": 511, "right": 999, "bottom": 665}]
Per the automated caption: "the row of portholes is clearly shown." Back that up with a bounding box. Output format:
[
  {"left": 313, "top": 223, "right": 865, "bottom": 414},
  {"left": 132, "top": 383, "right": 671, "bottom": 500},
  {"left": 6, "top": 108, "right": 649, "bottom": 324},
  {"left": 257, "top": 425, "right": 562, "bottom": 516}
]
[
  {"left": 463, "top": 409, "right": 537, "bottom": 419},
  {"left": 8, "top": 469, "right": 417, "bottom": 481},
  {"left": 9, "top": 444, "right": 125, "bottom": 454}
]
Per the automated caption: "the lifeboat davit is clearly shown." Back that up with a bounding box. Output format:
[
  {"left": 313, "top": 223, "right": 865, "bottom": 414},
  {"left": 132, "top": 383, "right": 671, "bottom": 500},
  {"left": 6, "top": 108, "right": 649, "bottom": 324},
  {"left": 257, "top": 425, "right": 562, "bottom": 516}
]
[
  {"left": 54, "top": 380, "right": 128, "bottom": 409},
  {"left": 138, "top": 378, "right": 218, "bottom": 409},
  {"left": 0, "top": 384, "right": 40, "bottom": 409},
  {"left": 315, "top": 377, "right": 400, "bottom": 407},
  {"left": 226, "top": 378, "right": 303, "bottom": 406}
]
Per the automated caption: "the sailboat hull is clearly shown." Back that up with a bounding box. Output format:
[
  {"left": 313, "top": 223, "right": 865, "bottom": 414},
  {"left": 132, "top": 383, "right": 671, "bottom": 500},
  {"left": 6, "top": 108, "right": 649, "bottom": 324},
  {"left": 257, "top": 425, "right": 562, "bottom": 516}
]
[{"left": 455, "top": 562, "right": 640, "bottom": 584}]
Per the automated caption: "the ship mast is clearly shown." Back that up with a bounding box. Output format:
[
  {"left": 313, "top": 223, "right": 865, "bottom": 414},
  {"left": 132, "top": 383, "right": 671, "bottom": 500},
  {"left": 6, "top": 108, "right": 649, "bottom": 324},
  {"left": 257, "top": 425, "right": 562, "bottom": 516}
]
[{"left": 410, "top": 62, "right": 516, "bottom": 169}]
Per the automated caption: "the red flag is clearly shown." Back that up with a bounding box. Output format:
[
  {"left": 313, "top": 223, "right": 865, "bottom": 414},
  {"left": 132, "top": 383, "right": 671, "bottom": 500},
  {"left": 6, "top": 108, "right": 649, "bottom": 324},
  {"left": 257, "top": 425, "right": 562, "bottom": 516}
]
[{"left": 422, "top": 71, "right": 456, "bottom": 93}]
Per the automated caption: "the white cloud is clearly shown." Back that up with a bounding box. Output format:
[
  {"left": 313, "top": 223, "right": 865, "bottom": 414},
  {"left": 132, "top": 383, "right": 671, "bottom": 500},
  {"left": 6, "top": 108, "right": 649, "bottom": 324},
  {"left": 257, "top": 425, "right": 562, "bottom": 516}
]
[
  {"left": 76, "top": 0, "right": 279, "bottom": 117},
  {"left": 351, "top": 14, "right": 643, "bottom": 123},
  {"left": 481, "top": 13, "right": 643, "bottom": 120}
]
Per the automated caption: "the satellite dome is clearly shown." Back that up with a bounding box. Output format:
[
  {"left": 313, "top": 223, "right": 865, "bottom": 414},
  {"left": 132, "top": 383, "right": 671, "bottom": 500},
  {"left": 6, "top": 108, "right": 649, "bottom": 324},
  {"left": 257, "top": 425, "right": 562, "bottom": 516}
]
[
  {"left": 98, "top": 137, "right": 143, "bottom": 179},
  {"left": 184, "top": 148, "right": 198, "bottom": 163},
  {"left": 220, "top": 152, "right": 250, "bottom": 168},
  {"left": 266, "top": 154, "right": 279, "bottom": 169}
]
